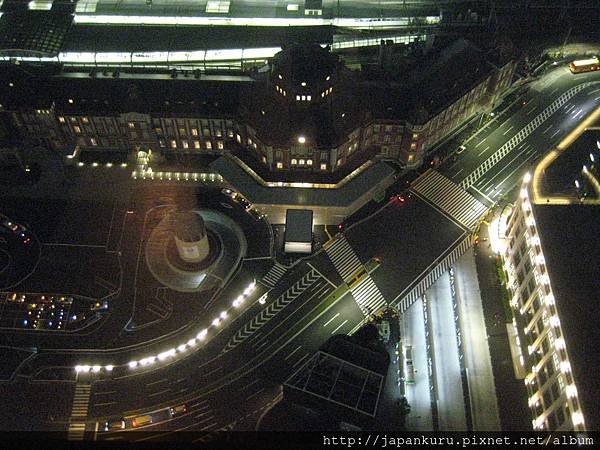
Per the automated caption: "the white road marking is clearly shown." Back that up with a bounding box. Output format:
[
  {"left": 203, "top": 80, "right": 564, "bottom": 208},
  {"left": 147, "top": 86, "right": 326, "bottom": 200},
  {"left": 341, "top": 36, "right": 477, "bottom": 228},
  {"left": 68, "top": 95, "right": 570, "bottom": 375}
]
[
  {"left": 323, "top": 313, "right": 340, "bottom": 327},
  {"left": 246, "top": 388, "right": 264, "bottom": 401},
  {"left": 477, "top": 145, "right": 490, "bottom": 157},
  {"left": 502, "top": 125, "right": 514, "bottom": 135},
  {"left": 474, "top": 137, "right": 487, "bottom": 148},
  {"left": 148, "top": 389, "right": 170, "bottom": 397},
  {"left": 284, "top": 345, "right": 303, "bottom": 361},
  {"left": 292, "top": 353, "right": 310, "bottom": 368},
  {"left": 331, "top": 319, "right": 349, "bottom": 334}
]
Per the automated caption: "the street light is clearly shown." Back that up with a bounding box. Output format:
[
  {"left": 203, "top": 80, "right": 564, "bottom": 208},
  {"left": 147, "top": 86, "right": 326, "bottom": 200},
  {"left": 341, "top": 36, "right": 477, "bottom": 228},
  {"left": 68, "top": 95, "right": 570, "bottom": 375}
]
[{"left": 298, "top": 136, "right": 306, "bottom": 144}]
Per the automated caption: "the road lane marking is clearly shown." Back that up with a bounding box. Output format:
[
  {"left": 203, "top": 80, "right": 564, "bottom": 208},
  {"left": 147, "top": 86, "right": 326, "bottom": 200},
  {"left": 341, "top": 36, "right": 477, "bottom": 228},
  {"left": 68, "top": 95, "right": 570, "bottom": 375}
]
[
  {"left": 284, "top": 345, "right": 303, "bottom": 361},
  {"left": 203, "top": 366, "right": 222, "bottom": 377},
  {"left": 306, "top": 262, "right": 336, "bottom": 288},
  {"left": 148, "top": 389, "right": 170, "bottom": 397},
  {"left": 542, "top": 125, "right": 553, "bottom": 134},
  {"left": 292, "top": 353, "right": 309, "bottom": 368},
  {"left": 502, "top": 125, "right": 514, "bottom": 135},
  {"left": 474, "top": 137, "right": 487, "bottom": 148},
  {"left": 331, "top": 319, "right": 348, "bottom": 334},
  {"left": 246, "top": 388, "right": 264, "bottom": 401},
  {"left": 470, "top": 186, "right": 494, "bottom": 205},
  {"left": 146, "top": 378, "right": 167, "bottom": 386},
  {"left": 477, "top": 145, "right": 490, "bottom": 157},
  {"left": 526, "top": 105, "right": 538, "bottom": 115},
  {"left": 323, "top": 313, "right": 340, "bottom": 326},
  {"left": 550, "top": 129, "right": 561, "bottom": 139},
  {"left": 93, "top": 390, "right": 116, "bottom": 395},
  {"left": 94, "top": 401, "right": 116, "bottom": 407},
  {"left": 454, "top": 168, "right": 464, "bottom": 177}
]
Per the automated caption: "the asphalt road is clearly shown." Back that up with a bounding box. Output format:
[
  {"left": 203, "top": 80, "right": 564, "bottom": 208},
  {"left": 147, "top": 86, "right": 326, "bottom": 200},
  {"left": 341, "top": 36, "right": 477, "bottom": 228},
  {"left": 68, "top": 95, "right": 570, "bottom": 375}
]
[{"left": 2, "top": 63, "right": 600, "bottom": 436}]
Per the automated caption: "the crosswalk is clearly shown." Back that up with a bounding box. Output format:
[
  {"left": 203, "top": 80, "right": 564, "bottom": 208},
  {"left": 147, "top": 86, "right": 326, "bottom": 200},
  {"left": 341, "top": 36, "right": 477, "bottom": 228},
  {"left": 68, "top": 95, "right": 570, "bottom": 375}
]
[
  {"left": 459, "top": 81, "right": 600, "bottom": 190},
  {"left": 411, "top": 170, "right": 487, "bottom": 231},
  {"left": 349, "top": 275, "right": 387, "bottom": 316},
  {"left": 260, "top": 262, "right": 287, "bottom": 288},
  {"left": 324, "top": 236, "right": 363, "bottom": 282},
  {"left": 67, "top": 383, "right": 91, "bottom": 440}
]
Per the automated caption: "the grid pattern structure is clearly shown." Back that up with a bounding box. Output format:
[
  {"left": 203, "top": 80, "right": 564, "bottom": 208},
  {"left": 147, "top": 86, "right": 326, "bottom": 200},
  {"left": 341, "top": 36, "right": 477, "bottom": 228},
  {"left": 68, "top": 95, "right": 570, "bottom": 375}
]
[
  {"left": 284, "top": 351, "right": 383, "bottom": 418},
  {"left": 0, "top": 10, "right": 73, "bottom": 56}
]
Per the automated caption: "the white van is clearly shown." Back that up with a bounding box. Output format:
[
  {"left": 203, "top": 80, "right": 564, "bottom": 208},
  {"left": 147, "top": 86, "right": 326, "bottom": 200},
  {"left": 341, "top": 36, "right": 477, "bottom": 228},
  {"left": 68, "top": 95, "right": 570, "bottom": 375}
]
[{"left": 404, "top": 345, "right": 415, "bottom": 384}]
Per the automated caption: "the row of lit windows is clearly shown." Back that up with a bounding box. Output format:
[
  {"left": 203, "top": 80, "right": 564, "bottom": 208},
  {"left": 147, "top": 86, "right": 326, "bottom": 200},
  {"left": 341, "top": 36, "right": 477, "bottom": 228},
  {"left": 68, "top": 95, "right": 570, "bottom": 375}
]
[
  {"left": 276, "top": 161, "right": 327, "bottom": 170},
  {"left": 320, "top": 87, "right": 333, "bottom": 98},
  {"left": 158, "top": 139, "right": 224, "bottom": 150},
  {"left": 296, "top": 94, "right": 311, "bottom": 102},
  {"left": 275, "top": 85, "right": 287, "bottom": 97}
]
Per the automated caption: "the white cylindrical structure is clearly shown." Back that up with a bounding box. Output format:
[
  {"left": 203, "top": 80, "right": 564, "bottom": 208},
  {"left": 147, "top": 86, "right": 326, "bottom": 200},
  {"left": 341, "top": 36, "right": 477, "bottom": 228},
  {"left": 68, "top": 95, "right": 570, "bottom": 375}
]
[{"left": 173, "top": 211, "right": 210, "bottom": 263}]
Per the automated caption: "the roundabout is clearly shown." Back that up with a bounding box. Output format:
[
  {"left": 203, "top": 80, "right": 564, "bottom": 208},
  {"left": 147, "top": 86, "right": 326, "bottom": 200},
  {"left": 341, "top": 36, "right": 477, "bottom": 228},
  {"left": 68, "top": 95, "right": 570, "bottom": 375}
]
[{"left": 145, "top": 209, "right": 247, "bottom": 293}]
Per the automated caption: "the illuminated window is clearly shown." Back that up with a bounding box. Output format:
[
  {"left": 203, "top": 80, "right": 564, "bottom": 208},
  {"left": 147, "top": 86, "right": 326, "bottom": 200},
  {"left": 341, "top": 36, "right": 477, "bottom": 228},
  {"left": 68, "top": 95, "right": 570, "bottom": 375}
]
[
  {"left": 248, "top": 138, "right": 253, "bottom": 145},
  {"left": 236, "top": 134, "right": 241, "bottom": 143},
  {"left": 155, "top": 127, "right": 162, "bottom": 134},
  {"left": 283, "top": 91, "right": 287, "bottom": 97},
  {"left": 58, "top": 117, "right": 65, "bottom": 123},
  {"left": 408, "top": 154, "right": 414, "bottom": 162},
  {"left": 194, "top": 140, "right": 200, "bottom": 149},
  {"left": 291, "top": 159, "right": 297, "bottom": 165},
  {"left": 262, "top": 156, "right": 267, "bottom": 163},
  {"left": 296, "top": 95, "right": 301, "bottom": 101},
  {"left": 337, "top": 159, "right": 341, "bottom": 166},
  {"left": 218, "top": 141, "right": 224, "bottom": 150},
  {"left": 301, "top": 95, "right": 306, "bottom": 101},
  {"left": 171, "top": 140, "right": 177, "bottom": 149},
  {"left": 179, "top": 128, "right": 186, "bottom": 135},
  {"left": 206, "top": 141, "right": 212, "bottom": 150},
  {"left": 321, "top": 92, "right": 325, "bottom": 98},
  {"left": 276, "top": 162, "right": 283, "bottom": 169},
  {"left": 278, "top": 74, "right": 283, "bottom": 80},
  {"left": 128, "top": 122, "right": 135, "bottom": 129},
  {"left": 307, "top": 95, "right": 311, "bottom": 101},
  {"left": 228, "top": 130, "right": 234, "bottom": 138},
  {"left": 182, "top": 140, "right": 189, "bottom": 149},
  {"left": 192, "top": 128, "right": 199, "bottom": 136},
  {"left": 159, "top": 139, "right": 166, "bottom": 148},
  {"left": 320, "top": 163, "right": 327, "bottom": 170},
  {"left": 412, "top": 133, "right": 418, "bottom": 139},
  {"left": 216, "top": 129, "right": 222, "bottom": 137},
  {"left": 73, "top": 126, "right": 81, "bottom": 134},
  {"left": 410, "top": 142, "right": 417, "bottom": 150},
  {"left": 90, "top": 138, "right": 97, "bottom": 146},
  {"left": 299, "top": 159, "right": 305, "bottom": 165},
  {"left": 82, "top": 117, "right": 89, "bottom": 124},
  {"left": 70, "top": 117, "right": 77, "bottom": 123}
]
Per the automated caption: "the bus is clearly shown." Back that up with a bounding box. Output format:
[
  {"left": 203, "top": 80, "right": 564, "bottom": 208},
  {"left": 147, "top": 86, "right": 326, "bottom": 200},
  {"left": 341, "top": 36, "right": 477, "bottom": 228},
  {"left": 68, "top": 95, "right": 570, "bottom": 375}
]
[{"left": 569, "top": 57, "right": 600, "bottom": 74}]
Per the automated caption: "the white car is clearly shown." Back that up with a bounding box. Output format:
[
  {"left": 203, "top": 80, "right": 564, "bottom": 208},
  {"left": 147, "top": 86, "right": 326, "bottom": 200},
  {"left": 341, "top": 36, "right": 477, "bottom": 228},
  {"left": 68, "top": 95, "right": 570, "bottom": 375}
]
[{"left": 456, "top": 145, "right": 467, "bottom": 154}]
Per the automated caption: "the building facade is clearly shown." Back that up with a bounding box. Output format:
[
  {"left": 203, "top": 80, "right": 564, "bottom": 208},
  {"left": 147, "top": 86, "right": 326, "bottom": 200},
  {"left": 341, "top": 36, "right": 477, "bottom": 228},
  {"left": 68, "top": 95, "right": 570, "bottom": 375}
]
[
  {"left": 1, "top": 42, "right": 515, "bottom": 181},
  {"left": 501, "top": 173, "right": 586, "bottom": 432}
]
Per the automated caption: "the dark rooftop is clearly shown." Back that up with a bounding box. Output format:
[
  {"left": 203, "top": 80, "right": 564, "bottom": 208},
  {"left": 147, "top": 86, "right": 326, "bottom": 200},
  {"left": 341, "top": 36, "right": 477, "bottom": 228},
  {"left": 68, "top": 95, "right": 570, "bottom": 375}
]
[
  {"left": 62, "top": 25, "right": 334, "bottom": 53},
  {"left": 532, "top": 203, "right": 600, "bottom": 432},
  {"left": 209, "top": 155, "right": 395, "bottom": 207}
]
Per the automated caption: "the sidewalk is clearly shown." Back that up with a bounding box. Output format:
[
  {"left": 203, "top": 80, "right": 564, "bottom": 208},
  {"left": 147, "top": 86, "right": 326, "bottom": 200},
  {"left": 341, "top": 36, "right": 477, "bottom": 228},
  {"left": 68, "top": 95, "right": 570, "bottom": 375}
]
[{"left": 472, "top": 223, "right": 530, "bottom": 430}]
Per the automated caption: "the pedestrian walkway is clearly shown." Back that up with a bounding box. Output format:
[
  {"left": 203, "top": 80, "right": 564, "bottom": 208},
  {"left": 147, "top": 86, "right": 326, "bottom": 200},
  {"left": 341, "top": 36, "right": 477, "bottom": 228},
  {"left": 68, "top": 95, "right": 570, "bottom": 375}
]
[
  {"left": 67, "top": 383, "right": 91, "bottom": 440},
  {"left": 323, "top": 236, "right": 363, "bottom": 282},
  {"left": 411, "top": 170, "right": 488, "bottom": 230},
  {"left": 349, "top": 275, "right": 387, "bottom": 316},
  {"left": 260, "top": 262, "right": 287, "bottom": 288}
]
